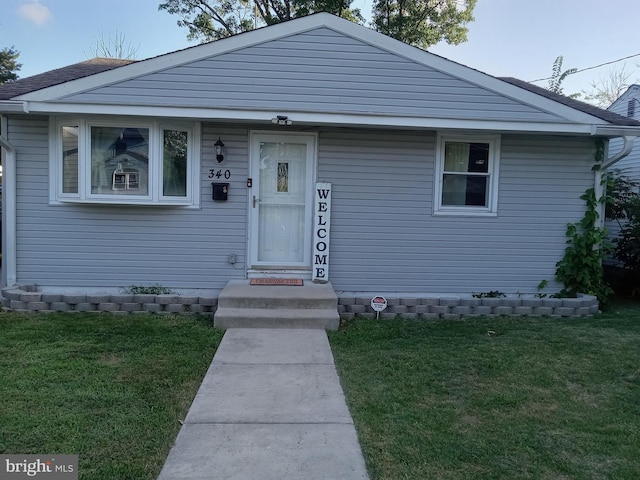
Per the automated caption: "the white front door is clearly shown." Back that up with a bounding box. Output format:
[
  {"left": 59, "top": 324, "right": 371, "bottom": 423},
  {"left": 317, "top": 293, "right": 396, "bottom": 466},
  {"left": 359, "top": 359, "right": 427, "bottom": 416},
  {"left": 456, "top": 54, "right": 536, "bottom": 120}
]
[{"left": 249, "top": 132, "right": 316, "bottom": 272}]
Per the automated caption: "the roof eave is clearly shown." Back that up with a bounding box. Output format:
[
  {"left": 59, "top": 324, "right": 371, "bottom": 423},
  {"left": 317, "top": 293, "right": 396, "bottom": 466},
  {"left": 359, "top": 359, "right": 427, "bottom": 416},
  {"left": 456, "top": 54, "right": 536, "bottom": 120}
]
[{"left": 11, "top": 100, "right": 628, "bottom": 135}]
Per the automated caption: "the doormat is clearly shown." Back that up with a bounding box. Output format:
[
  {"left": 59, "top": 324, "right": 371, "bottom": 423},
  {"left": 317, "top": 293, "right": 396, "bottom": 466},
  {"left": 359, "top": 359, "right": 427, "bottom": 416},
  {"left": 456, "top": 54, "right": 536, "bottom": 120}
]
[{"left": 250, "top": 278, "right": 304, "bottom": 286}]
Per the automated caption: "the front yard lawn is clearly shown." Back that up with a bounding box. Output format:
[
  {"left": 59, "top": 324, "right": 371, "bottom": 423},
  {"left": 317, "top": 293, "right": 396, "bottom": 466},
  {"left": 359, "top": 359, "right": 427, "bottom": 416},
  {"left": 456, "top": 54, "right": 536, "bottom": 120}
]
[
  {"left": 3, "top": 304, "right": 639, "bottom": 479},
  {"left": 0, "top": 313, "right": 222, "bottom": 479},
  {"left": 330, "top": 302, "right": 640, "bottom": 480}
]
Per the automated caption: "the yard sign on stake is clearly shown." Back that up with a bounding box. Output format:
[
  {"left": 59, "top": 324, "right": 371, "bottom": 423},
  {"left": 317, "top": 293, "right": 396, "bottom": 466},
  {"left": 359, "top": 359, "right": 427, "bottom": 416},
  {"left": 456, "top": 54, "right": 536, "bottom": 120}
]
[
  {"left": 371, "top": 296, "right": 387, "bottom": 320},
  {"left": 313, "top": 183, "right": 331, "bottom": 283}
]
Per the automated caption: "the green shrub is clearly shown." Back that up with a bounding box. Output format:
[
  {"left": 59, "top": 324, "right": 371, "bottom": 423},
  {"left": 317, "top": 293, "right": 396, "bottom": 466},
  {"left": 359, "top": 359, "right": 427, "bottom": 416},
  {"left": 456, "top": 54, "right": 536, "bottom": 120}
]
[{"left": 122, "top": 284, "right": 175, "bottom": 295}]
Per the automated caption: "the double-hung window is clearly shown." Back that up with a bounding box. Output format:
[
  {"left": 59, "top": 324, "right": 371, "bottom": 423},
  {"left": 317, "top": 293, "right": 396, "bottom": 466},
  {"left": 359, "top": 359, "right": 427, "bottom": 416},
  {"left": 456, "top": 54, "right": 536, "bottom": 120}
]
[
  {"left": 434, "top": 134, "right": 500, "bottom": 215},
  {"left": 51, "top": 118, "right": 200, "bottom": 206}
]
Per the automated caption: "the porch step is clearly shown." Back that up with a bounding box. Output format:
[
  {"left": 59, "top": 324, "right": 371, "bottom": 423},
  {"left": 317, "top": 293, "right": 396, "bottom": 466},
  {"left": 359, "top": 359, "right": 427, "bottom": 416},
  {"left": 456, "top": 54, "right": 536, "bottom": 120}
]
[{"left": 213, "top": 280, "right": 340, "bottom": 330}]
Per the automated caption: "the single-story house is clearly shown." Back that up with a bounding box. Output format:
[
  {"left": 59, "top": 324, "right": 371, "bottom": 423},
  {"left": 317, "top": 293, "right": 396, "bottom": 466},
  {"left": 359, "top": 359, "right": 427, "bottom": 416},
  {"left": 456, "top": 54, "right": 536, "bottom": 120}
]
[{"left": 1, "top": 13, "right": 640, "bottom": 318}]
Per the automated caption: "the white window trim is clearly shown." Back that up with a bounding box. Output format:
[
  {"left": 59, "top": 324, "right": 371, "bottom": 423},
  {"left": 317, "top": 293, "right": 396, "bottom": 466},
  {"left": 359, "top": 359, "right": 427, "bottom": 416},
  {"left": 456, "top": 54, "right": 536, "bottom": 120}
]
[
  {"left": 49, "top": 117, "right": 201, "bottom": 207},
  {"left": 433, "top": 133, "right": 500, "bottom": 216}
]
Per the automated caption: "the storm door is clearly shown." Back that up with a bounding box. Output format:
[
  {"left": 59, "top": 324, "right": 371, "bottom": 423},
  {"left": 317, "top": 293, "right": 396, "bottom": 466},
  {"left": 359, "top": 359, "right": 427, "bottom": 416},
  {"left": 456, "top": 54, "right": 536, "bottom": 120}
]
[{"left": 248, "top": 133, "right": 316, "bottom": 270}]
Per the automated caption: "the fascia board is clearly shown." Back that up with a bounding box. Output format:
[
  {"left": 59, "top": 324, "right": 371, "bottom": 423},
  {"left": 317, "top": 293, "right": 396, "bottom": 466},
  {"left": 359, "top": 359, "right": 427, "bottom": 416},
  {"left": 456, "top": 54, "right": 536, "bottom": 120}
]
[
  {"left": 13, "top": 12, "right": 611, "bottom": 126},
  {"left": 23, "top": 101, "right": 600, "bottom": 135}
]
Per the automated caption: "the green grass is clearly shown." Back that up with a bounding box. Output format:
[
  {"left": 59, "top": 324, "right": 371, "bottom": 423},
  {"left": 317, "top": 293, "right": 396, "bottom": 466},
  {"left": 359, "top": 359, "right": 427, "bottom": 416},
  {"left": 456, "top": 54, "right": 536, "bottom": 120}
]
[
  {"left": 0, "top": 312, "right": 222, "bottom": 480},
  {"left": 329, "top": 302, "right": 640, "bottom": 480}
]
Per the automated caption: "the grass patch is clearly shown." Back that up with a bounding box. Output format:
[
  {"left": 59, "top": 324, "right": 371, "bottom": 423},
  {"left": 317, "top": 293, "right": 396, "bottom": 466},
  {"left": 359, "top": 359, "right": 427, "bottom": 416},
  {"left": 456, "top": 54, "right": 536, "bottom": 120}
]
[
  {"left": 0, "top": 312, "right": 222, "bottom": 479},
  {"left": 330, "top": 301, "right": 640, "bottom": 480}
]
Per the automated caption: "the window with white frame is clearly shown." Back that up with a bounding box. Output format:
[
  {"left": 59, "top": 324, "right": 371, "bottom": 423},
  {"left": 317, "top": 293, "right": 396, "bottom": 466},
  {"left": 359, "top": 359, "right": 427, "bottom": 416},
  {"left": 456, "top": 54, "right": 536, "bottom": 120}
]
[
  {"left": 434, "top": 134, "right": 500, "bottom": 215},
  {"left": 51, "top": 118, "right": 200, "bottom": 205}
]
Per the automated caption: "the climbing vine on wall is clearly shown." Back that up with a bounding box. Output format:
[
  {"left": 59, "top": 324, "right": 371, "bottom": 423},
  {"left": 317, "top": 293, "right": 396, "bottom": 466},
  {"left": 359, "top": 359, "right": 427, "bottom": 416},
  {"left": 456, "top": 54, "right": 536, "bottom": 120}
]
[{"left": 554, "top": 139, "right": 613, "bottom": 304}]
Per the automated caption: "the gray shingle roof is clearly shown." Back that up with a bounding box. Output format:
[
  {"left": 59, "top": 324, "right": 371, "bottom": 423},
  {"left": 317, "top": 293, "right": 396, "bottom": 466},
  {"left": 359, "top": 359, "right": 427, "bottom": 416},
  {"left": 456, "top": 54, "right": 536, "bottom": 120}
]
[
  {"left": 499, "top": 77, "right": 640, "bottom": 127},
  {"left": 0, "top": 58, "right": 135, "bottom": 100}
]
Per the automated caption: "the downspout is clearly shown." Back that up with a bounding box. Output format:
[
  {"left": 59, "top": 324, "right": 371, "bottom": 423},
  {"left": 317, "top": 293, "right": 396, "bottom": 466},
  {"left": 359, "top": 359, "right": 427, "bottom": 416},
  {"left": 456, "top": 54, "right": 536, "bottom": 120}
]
[{"left": 0, "top": 114, "right": 17, "bottom": 287}]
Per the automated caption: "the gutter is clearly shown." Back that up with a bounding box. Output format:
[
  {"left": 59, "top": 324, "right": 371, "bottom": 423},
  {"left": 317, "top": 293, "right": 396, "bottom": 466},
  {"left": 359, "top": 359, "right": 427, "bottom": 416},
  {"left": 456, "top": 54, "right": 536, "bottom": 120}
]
[
  {"left": 0, "top": 101, "right": 28, "bottom": 113},
  {"left": 0, "top": 115, "right": 17, "bottom": 287}
]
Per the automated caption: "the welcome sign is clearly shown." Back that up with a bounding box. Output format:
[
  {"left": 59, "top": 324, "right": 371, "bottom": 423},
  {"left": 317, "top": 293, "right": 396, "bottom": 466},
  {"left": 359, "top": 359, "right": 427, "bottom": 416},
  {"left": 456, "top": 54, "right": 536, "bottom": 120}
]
[{"left": 313, "top": 183, "right": 331, "bottom": 283}]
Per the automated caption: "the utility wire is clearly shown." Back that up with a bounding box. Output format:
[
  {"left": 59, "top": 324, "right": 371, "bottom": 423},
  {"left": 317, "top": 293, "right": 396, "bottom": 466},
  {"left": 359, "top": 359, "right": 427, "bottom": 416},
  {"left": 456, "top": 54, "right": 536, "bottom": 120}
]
[{"left": 529, "top": 52, "right": 640, "bottom": 83}]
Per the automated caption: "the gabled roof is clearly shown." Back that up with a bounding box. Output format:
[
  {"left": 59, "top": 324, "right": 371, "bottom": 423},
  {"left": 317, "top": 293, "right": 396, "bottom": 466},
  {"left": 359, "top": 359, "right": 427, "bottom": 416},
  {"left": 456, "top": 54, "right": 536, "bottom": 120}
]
[
  {"left": 1, "top": 13, "right": 639, "bottom": 137},
  {"left": 0, "top": 58, "right": 135, "bottom": 100}
]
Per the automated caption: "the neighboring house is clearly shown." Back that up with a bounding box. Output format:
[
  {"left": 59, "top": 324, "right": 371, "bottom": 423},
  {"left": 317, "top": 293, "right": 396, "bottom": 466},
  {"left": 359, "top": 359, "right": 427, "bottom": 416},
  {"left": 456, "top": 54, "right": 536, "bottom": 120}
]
[
  {"left": 606, "top": 85, "right": 640, "bottom": 251},
  {"left": 1, "top": 13, "right": 639, "bottom": 300},
  {"left": 608, "top": 85, "right": 640, "bottom": 180}
]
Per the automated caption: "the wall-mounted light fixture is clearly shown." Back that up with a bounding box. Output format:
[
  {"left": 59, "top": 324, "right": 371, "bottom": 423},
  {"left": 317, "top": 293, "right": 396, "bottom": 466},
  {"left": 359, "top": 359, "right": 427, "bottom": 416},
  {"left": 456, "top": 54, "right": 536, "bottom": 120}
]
[
  {"left": 271, "top": 115, "right": 293, "bottom": 126},
  {"left": 214, "top": 137, "right": 225, "bottom": 163}
]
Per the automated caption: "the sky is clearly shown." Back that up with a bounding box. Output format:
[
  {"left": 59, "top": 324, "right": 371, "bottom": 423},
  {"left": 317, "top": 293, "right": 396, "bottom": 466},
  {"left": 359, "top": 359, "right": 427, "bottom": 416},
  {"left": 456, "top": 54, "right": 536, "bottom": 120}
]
[{"left": 2, "top": 0, "right": 640, "bottom": 101}]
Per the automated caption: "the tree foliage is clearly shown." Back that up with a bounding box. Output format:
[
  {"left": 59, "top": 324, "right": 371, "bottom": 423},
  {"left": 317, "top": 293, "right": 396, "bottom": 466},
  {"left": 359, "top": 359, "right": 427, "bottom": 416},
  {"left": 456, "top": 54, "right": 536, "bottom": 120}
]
[
  {"left": 0, "top": 46, "right": 21, "bottom": 84},
  {"left": 547, "top": 55, "right": 577, "bottom": 95},
  {"left": 159, "top": 0, "right": 363, "bottom": 41},
  {"left": 606, "top": 169, "right": 639, "bottom": 222},
  {"left": 606, "top": 170, "right": 640, "bottom": 273},
  {"left": 159, "top": 0, "right": 254, "bottom": 41},
  {"left": 613, "top": 195, "right": 640, "bottom": 272},
  {"left": 159, "top": 0, "right": 476, "bottom": 48},
  {"left": 372, "top": 0, "right": 476, "bottom": 49}
]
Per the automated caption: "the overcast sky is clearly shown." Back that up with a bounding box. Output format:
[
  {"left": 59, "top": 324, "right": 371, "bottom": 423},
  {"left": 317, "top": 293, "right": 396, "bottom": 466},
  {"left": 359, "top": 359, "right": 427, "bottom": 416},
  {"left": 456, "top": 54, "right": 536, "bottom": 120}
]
[{"left": 3, "top": 0, "right": 640, "bottom": 102}]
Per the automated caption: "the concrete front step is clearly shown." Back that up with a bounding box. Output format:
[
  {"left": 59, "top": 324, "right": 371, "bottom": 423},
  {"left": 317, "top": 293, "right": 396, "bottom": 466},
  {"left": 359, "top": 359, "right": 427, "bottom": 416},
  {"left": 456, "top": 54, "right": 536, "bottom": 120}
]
[
  {"left": 214, "top": 280, "right": 340, "bottom": 330},
  {"left": 218, "top": 280, "right": 338, "bottom": 310},
  {"left": 214, "top": 308, "right": 340, "bottom": 329}
]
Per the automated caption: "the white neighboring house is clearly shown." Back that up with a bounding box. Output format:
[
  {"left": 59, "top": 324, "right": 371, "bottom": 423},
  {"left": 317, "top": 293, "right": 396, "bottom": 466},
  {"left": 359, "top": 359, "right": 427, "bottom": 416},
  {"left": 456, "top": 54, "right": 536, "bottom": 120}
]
[{"left": 608, "top": 85, "right": 640, "bottom": 179}]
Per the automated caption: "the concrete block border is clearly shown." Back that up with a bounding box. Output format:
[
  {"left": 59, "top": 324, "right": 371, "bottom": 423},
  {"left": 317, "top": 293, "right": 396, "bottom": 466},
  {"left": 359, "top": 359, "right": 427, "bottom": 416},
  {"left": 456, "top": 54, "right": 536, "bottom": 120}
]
[
  {"left": 1, "top": 285, "right": 598, "bottom": 321},
  {"left": 1, "top": 285, "right": 218, "bottom": 315},
  {"left": 335, "top": 293, "right": 598, "bottom": 321}
]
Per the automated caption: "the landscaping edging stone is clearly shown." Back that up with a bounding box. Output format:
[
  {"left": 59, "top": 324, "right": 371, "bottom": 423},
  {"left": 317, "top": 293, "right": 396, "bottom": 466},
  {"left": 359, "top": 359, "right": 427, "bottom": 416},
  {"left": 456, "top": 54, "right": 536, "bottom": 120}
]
[
  {"left": 335, "top": 293, "right": 599, "bottom": 321},
  {"left": 1, "top": 285, "right": 598, "bottom": 320},
  {"left": 1, "top": 285, "right": 218, "bottom": 315}
]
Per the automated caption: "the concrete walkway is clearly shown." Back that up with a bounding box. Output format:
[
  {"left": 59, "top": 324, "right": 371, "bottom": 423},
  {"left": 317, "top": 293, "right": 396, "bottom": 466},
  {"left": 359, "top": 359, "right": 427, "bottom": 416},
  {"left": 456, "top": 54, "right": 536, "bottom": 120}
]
[{"left": 157, "top": 328, "right": 370, "bottom": 480}]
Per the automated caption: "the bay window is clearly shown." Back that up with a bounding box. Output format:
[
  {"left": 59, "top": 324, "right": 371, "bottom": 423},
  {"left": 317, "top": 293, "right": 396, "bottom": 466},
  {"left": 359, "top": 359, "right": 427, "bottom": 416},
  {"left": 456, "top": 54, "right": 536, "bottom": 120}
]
[
  {"left": 51, "top": 118, "right": 200, "bottom": 206},
  {"left": 434, "top": 134, "right": 500, "bottom": 215}
]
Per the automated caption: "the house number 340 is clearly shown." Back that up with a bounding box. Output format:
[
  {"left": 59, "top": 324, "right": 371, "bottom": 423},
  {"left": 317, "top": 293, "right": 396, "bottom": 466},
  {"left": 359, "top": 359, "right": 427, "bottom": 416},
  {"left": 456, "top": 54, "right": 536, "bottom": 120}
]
[{"left": 208, "top": 169, "right": 231, "bottom": 179}]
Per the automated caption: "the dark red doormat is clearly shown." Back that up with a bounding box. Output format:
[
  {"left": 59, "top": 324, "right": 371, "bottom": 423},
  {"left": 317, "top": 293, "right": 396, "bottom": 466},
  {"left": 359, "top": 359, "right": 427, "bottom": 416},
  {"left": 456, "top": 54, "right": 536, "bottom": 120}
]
[{"left": 250, "top": 278, "right": 304, "bottom": 286}]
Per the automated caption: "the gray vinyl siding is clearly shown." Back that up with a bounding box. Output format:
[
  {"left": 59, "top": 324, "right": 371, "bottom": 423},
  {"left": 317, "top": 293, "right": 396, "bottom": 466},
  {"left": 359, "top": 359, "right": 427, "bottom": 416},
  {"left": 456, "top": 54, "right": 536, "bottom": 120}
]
[
  {"left": 9, "top": 115, "right": 594, "bottom": 294},
  {"left": 62, "top": 28, "right": 565, "bottom": 124},
  {"left": 319, "top": 130, "right": 593, "bottom": 293},
  {"left": 10, "top": 116, "right": 248, "bottom": 290}
]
